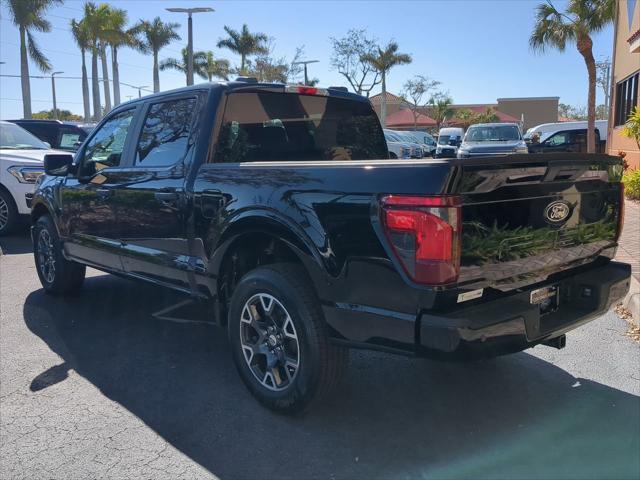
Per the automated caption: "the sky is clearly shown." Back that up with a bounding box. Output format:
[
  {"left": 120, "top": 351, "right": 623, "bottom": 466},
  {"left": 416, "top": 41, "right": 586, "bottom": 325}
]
[{"left": 0, "top": 0, "right": 616, "bottom": 119}]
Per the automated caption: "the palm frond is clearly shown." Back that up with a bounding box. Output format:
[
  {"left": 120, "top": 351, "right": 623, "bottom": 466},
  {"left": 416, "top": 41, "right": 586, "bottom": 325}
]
[
  {"left": 27, "top": 30, "right": 51, "bottom": 72},
  {"left": 159, "top": 57, "right": 185, "bottom": 73}
]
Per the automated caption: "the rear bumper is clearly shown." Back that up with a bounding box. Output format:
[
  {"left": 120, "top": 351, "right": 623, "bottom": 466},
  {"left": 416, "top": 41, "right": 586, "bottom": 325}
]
[{"left": 325, "top": 261, "right": 631, "bottom": 360}]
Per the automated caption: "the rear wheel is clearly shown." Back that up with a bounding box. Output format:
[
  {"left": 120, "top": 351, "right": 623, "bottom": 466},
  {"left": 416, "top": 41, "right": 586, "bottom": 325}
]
[
  {"left": 228, "top": 263, "right": 347, "bottom": 413},
  {"left": 33, "top": 215, "right": 86, "bottom": 295},
  {"left": 0, "top": 188, "right": 18, "bottom": 236}
]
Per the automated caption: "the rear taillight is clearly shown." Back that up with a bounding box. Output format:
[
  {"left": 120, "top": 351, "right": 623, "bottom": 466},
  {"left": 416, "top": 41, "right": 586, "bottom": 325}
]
[
  {"left": 380, "top": 195, "right": 462, "bottom": 285},
  {"left": 616, "top": 183, "right": 625, "bottom": 240}
]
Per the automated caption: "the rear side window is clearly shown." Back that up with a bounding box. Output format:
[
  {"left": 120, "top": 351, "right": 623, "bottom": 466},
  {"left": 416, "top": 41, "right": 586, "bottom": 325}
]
[
  {"left": 135, "top": 97, "right": 197, "bottom": 167},
  {"left": 214, "top": 92, "right": 388, "bottom": 163},
  {"left": 59, "top": 127, "right": 86, "bottom": 150}
]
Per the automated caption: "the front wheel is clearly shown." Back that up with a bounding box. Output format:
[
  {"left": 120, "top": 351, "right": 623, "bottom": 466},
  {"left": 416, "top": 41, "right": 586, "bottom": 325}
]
[
  {"left": 33, "top": 215, "right": 86, "bottom": 295},
  {"left": 0, "top": 188, "right": 18, "bottom": 236},
  {"left": 228, "top": 263, "right": 347, "bottom": 413}
]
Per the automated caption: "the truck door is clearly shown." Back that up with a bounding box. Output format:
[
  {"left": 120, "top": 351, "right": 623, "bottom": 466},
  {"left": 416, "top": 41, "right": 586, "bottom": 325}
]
[
  {"left": 114, "top": 95, "right": 199, "bottom": 291},
  {"left": 59, "top": 107, "right": 138, "bottom": 270}
]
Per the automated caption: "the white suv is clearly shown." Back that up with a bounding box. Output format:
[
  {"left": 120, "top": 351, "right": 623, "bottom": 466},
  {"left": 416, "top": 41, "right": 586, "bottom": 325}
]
[{"left": 0, "top": 121, "right": 61, "bottom": 235}]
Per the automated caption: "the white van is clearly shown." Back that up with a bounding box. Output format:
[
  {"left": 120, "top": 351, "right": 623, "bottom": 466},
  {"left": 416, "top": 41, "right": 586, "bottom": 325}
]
[
  {"left": 524, "top": 120, "right": 608, "bottom": 146},
  {"left": 435, "top": 127, "right": 464, "bottom": 158}
]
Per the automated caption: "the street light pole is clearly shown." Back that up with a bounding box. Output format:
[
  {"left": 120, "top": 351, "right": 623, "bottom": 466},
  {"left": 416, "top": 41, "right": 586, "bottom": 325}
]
[
  {"left": 291, "top": 60, "right": 319, "bottom": 85},
  {"left": 133, "top": 85, "right": 149, "bottom": 98},
  {"left": 166, "top": 7, "right": 214, "bottom": 86},
  {"left": 51, "top": 71, "right": 63, "bottom": 119}
]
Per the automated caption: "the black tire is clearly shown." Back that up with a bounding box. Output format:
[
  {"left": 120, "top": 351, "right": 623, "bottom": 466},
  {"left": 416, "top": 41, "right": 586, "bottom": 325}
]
[
  {"left": 33, "top": 214, "right": 86, "bottom": 295},
  {"left": 228, "top": 263, "right": 348, "bottom": 413},
  {"left": 0, "top": 187, "right": 18, "bottom": 236}
]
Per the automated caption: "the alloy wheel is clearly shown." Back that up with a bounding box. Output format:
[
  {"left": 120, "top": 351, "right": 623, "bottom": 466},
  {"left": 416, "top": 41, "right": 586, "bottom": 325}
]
[
  {"left": 0, "top": 196, "right": 8, "bottom": 231},
  {"left": 239, "top": 293, "right": 300, "bottom": 391},
  {"left": 37, "top": 229, "right": 56, "bottom": 284}
]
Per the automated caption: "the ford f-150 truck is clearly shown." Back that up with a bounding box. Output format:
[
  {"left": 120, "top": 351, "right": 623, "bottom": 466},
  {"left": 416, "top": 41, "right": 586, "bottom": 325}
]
[{"left": 31, "top": 80, "right": 631, "bottom": 413}]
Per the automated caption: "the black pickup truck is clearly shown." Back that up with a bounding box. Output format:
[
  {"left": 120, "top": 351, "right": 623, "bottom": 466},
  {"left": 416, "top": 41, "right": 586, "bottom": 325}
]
[{"left": 31, "top": 80, "right": 631, "bottom": 412}]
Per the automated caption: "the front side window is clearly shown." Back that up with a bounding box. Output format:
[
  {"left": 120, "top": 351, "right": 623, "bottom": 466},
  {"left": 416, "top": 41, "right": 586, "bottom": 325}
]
[
  {"left": 80, "top": 109, "right": 135, "bottom": 176},
  {"left": 135, "top": 97, "right": 197, "bottom": 167},
  {"left": 214, "top": 92, "right": 388, "bottom": 163},
  {"left": 547, "top": 131, "right": 570, "bottom": 146}
]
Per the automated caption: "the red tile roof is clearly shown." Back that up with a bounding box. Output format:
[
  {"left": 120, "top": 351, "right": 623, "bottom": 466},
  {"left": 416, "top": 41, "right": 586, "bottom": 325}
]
[
  {"left": 386, "top": 109, "right": 437, "bottom": 127},
  {"left": 370, "top": 92, "right": 406, "bottom": 105}
]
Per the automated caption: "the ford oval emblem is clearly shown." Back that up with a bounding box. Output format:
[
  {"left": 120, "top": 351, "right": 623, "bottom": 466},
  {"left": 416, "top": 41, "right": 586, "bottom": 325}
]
[{"left": 544, "top": 201, "right": 571, "bottom": 223}]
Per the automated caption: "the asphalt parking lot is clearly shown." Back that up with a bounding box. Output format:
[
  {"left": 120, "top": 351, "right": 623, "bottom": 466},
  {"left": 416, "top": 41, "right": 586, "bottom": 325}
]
[{"left": 1, "top": 229, "right": 639, "bottom": 480}]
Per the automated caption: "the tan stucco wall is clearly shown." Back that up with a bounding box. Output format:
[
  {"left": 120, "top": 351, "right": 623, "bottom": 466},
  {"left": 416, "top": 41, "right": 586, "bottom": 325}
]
[
  {"left": 496, "top": 98, "right": 559, "bottom": 130},
  {"left": 607, "top": 0, "right": 640, "bottom": 169}
]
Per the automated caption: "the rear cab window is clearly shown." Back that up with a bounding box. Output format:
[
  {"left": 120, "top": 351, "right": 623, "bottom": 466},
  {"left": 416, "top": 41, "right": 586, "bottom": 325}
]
[
  {"left": 135, "top": 97, "right": 198, "bottom": 167},
  {"left": 214, "top": 91, "right": 388, "bottom": 163}
]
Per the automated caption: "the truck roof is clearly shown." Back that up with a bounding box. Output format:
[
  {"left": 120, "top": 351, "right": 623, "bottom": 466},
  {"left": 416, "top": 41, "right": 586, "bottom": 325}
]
[{"left": 117, "top": 80, "right": 369, "bottom": 109}]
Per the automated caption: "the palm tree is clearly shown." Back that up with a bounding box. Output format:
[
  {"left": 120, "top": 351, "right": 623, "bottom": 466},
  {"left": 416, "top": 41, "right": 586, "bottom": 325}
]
[
  {"left": 102, "top": 9, "right": 143, "bottom": 106},
  {"left": 428, "top": 93, "right": 453, "bottom": 131},
  {"left": 217, "top": 24, "right": 268, "bottom": 75},
  {"left": 82, "top": 2, "right": 102, "bottom": 121},
  {"left": 70, "top": 19, "right": 91, "bottom": 122},
  {"left": 6, "top": 0, "right": 61, "bottom": 119},
  {"left": 203, "top": 51, "right": 230, "bottom": 82},
  {"left": 361, "top": 41, "right": 412, "bottom": 128},
  {"left": 91, "top": 3, "right": 112, "bottom": 114},
  {"left": 530, "top": 0, "right": 615, "bottom": 153},
  {"left": 140, "top": 17, "right": 181, "bottom": 93},
  {"left": 160, "top": 48, "right": 208, "bottom": 84}
]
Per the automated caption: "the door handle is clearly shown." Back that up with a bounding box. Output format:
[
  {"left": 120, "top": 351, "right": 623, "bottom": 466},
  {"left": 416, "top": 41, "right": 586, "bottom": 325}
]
[{"left": 154, "top": 191, "right": 179, "bottom": 202}]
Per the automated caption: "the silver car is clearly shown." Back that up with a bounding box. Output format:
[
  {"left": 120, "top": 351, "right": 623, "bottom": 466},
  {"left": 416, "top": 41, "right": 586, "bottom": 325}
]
[{"left": 457, "top": 123, "right": 528, "bottom": 158}]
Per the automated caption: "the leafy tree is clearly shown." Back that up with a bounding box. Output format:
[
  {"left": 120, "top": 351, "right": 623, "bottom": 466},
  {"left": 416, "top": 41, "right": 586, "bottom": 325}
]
[
  {"left": 203, "top": 51, "right": 230, "bottom": 82},
  {"left": 621, "top": 106, "right": 640, "bottom": 150},
  {"left": 81, "top": 2, "right": 104, "bottom": 121},
  {"left": 329, "top": 29, "right": 381, "bottom": 96},
  {"left": 475, "top": 107, "right": 500, "bottom": 124},
  {"left": 530, "top": 0, "right": 616, "bottom": 153},
  {"left": 455, "top": 108, "right": 477, "bottom": 129},
  {"left": 5, "top": 0, "right": 62, "bottom": 119},
  {"left": 217, "top": 24, "right": 268, "bottom": 75},
  {"left": 361, "top": 41, "right": 412, "bottom": 127},
  {"left": 32, "top": 109, "right": 83, "bottom": 121},
  {"left": 102, "top": 8, "right": 144, "bottom": 106},
  {"left": 160, "top": 48, "right": 209, "bottom": 83},
  {"left": 71, "top": 18, "right": 91, "bottom": 122},
  {"left": 140, "top": 17, "right": 182, "bottom": 93},
  {"left": 401, "top": 75, "right": 440, "bottom": 130},
  {"left": 427, "top": 92, "right": 453, "bottom": 131}
]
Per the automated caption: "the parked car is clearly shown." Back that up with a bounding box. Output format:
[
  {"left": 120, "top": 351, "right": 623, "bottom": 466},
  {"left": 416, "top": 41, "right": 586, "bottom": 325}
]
[
  {"left": 8, "top": 119, "right": 88, "bottom": 152},
  {"left": 0, "top": 121, "right": 57, "bottom": 235},
  {"left": 457, "top": 123, "right": 528, "bottom": 158},
  {"left": 434, "top": 127, "right": 464, "bottom": 158},
  {"left": 525, "top": 120, "right": 608, "bottom": 154},
  {"left": 384, "top": 129, "right": 423, "bottom": 158},
  {"left": 31, "top": 81, "right": 630, "bottom": 413},
  {"left": 383, "top": 129, "right": 411, "bottom": 159},
  {"left": 395, "top": 130, "right": 436, "bottom": 157}
]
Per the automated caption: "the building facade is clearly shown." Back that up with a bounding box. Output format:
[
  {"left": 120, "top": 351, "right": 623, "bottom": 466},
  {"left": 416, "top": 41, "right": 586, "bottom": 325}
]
[{"left": 608, "top": 0, "right": 640, "bottom": 169}]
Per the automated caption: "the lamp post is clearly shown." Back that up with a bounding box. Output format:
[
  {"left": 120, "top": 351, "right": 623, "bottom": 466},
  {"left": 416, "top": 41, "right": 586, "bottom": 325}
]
[
  {"left": 292, "top": 60, "right": 319, "bottom": 85},
  {"left": 132, "top": 85, "right": 149, "bottom": 98},
  {"left": 166, "top": 7, "right": 214, "bottom": 86},
  {"left": 51, "top": 71, "right": 63, "bottom": 119}
]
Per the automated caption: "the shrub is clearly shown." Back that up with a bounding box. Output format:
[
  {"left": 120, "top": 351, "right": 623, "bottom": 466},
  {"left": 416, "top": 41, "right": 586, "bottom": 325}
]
[{"left": 622, "top": 169, "right": 640, "bottom": 200}]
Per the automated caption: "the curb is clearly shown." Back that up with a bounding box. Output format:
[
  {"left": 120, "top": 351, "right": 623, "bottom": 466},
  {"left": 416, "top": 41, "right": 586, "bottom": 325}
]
[{"left": 622, "top": 275, "right": 640, "bottom": 328}]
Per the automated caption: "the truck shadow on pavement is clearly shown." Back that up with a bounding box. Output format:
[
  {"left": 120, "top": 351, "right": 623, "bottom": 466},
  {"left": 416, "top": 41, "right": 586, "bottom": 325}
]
[{"left": 24, "top": 274, "right": 640, "bottom": 480}]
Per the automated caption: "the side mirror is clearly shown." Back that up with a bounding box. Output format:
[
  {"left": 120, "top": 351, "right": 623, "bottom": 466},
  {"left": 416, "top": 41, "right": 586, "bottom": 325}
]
[
  {"left": 44, "top": 153, "right": 74, "bottom": 176},
  {"left": 43, "top": 141, "right": 51, "bottom": 149}
]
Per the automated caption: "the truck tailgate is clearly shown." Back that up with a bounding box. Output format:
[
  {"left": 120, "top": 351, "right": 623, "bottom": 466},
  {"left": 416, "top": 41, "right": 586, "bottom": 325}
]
[{"left": 458, "top": 154, "right": 624, "bottom": 290}]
